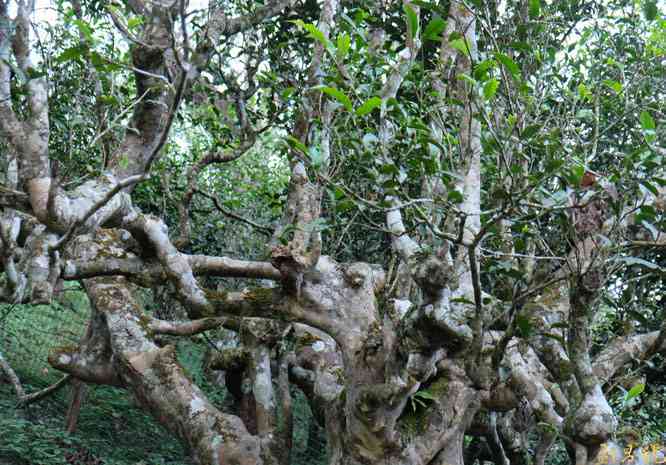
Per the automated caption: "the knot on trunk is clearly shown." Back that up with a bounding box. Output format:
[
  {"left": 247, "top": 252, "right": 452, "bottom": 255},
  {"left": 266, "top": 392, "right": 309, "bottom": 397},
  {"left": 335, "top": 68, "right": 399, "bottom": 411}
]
[
  {"left": 344, "top": 262, "right": 373, "bottom": 288},
  {"left": 410, "top": 253, "right": 452, "bottom": 299},
  {"left": 5, "top": 226, "right": 60, "bottom": 304},
  {"left": 206, "top": 347, "right": 250, "bottom": 372},
  {"left": 240, "top": 318, "right": 286, "bottom": 347},
  {"left": 270, "top": 244, "right": 315, "bottom": 296},
  {"left": 571, "top": 385, "right": 616, "bottom": 445}
]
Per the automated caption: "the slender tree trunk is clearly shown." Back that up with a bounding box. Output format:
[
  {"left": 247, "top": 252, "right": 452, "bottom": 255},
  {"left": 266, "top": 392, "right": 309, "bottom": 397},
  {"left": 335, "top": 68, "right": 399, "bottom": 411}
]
[{"left": 65, "top": 380, "right": 86, "bottom": 434}]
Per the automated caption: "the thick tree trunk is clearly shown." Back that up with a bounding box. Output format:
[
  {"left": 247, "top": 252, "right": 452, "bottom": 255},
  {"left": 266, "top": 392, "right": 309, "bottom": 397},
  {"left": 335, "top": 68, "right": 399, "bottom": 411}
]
[{"left": 49, "top": 233, "right": 267, "bottom": 465}]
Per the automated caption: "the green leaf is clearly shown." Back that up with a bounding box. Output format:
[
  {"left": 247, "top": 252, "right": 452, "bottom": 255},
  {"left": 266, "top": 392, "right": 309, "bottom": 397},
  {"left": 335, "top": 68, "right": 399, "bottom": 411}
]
[
  {"left": 450, "top": 38, "right": 470, "bottom": 55},
  {"left": 25, "top": 67, "right": 46, "bottom": 80},
  {"left": 451, "top": 297, "right": 475, "bottom": 305},
  {"left": 336, "top": 33, "right": 351, "bottom": 60},
  {"left": 540, "top": 332, "right": 566, "bottom": 346},
  {"left": 640, "top": 111, "right": 656, "bottom": 130},
  {"left": 447, "top": 190, "right": 464, "bottom": 203},
  {"left": 483, "top": 78, "right": 499, "bottom": 100},
  {"left": 99, "top": 94, "right": 119, "bottom": 105},
  {"left": 528, "top": 0, "right": 540, "bottom": 19},
  {"left": 355, "top": 97, "right": 382, "bottom": 117},
  {"left": 55, "top": 45, "right": 87, "bottom": 63},
  {"left": 521, "top": 124, "right": 541, "bottom": 139},
  {"left": 641, "top": 180, "right": 659, "bottom": 196},
  {"left": 285, "top": 135, "right": 309, "bottom": 155},
  {"left": 517, "top": 315, "right": 533, "bottom": 338},
  {"left": 72, "top": 19, "right": 94, "bottom": 43},
  {"left": 642, "top": 0, "right": 659, "bottom": 20},
  {"left": 628, "top": 309, "right": 650, "bottom": 326},
  {"left": 404, "top": 3, "right": 419, "bottom": 40},
  {"left": 413, "top": 390, "right": 437, "bottom": 401},
  {"left": 568, "top": 164, "right": 585, "bottom": 186},
  {"left": 127, "top": 16, "right": 144, "bottom": 29},
  {"left": 291, "top": 20, "right": 334, "bottom": 53},
  {"left": 494, "top": 52, "right": 520, "bottom": 79},
  {"left": 578, "top": 83, "right": 592, "bottom": 101},
  {"left": 603, "top": 79, "right": 622, "bottom": 94},
  {"left": 316, "top": 86, "right": 353, "bottom": 112},
  {"left": 423, "top": 15, "right": 446, "bottom": 41},
  {"left": 281, "top": 87, "right": 296, "bottom": 100},
  {"left": 625, "top": 383, "right": 645, "bottom": 401},
  {"left": 474, "top": 59, "right": 496, "bottom": 80}
]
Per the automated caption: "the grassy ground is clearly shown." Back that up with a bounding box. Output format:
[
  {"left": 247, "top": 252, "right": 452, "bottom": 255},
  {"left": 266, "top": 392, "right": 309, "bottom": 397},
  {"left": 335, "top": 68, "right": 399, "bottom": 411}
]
[
  {"left": 0, "top": 377, "right": 190, "bottom": 465},
  {"left": 0, "top": 288, "right": 190, "bottom": 465}
]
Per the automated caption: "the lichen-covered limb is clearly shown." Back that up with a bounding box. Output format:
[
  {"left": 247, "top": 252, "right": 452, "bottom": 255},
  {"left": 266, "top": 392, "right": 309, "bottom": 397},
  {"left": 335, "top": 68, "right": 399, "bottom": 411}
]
[
  {"left": 0, "top": 1, "right": 50, "bottom": 217},
  {"left": 64, "top": 252, "right": 281, "bottom": 282},
  {"left": 204, "top": 0, "right": 295, "bottom": 45},
  {"left": 0, "top": 349, "right": 72, "bottom": 406},
  {"left": 274, "top": 163, "right": 323, "bottom": 273},
  {"left": 49, "top": 343, "right": 123, "bottom": 386},
  {"left": 63, "top": 233, "right": 265, "bottom": 465},
  {"left": 401, "top": 289, "right": 473, "bottom": 350},
  {"left": 50, "top": 174, "right": 143, "bottom": 250},
  {"left": 593, "top": 330, "right": 666, "bottom": 383},
  {"left": 445, "top": 1, "right": 482, "bottom": 303},
  {"left": 268, "top": 1, "right": 338, "bottom": 295},
  {"left": 0, "top": 349, "right": 26, "bottom": 398},
  {"left": 386, "top": 203, "right": 421, "bottom": 261},
  {"left": 567, "top": 272, "right": 616, "bottom": 446},
  {"left": 506, "top": 343, "right": 564, "bottom": 430},
  {"left": 381, "top": 1, "right": 422, "bottom": 263},
  {"left": 188, "top": 255, "right": 281, "bottom": 280},
  {"left": 407, "top": 361, "right": 481, "bottom": 465},
  {"left": 207, "top": 347, "right": 250, "bottom": 372},
  {"left": 242, "top": 320, "right": 284, "bottom": 437},
  {"left": 148, "top": 316, "right": 240, "bottom": 336},
  {"left": 123, "top": 212, "right": 213, "bottom": 317},
  {"left": 19, "top": 374, "right": 73, "bottom": 406},
  {"left": 107, "top": 3, "right": 172, "bottom": 178}
]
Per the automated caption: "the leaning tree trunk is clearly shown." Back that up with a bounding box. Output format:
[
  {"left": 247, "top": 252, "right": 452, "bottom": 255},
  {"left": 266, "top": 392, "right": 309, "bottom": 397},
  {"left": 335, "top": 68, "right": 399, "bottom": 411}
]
[{"left": 50, "top": 232, "right": 268, "bottom": 465}]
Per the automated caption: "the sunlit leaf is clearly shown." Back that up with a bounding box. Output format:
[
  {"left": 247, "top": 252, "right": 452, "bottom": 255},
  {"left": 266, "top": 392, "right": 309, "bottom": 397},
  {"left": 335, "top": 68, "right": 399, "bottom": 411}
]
[
  {"left": 494, "top": 52, "right": 520, "bottom": 79},
  {"left": 450, "top": 38, "right": 470, "bottom": 55},
  {"left": 423, "top": 16, "right": 446, "bottom": 41},
  {"left": 291, "top": 20, "right": 334, "bottom": 54},
  {"left": 483, "top": 78, "right": 499, "bottom": 100},
  {"left": 355, "top": 97, "right": 382, "bottom": 117},
  {"left": 404, "top": 3, "right": 419, "bottom": 40},
  {"left": 640, "top": 110, "right": 656, "bottom": 130},
  {"left": 603, "top": 79, "right": 623, "bottom": 94},
  {"left": 315, "top": 86, "right": 353, "bottom": 112},
  {"left": 336, "top": 33, "right": 351, "bottom": 60},
  {"left": 528, "top": 0, "right": 540, "bottom": 19},
  {"left": 625, "top": 383, "right": 645, "bottom": 401}
]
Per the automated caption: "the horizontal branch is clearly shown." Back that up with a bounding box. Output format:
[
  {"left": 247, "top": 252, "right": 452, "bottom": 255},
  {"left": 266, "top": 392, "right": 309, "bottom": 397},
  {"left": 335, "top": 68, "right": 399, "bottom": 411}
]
[
  {"left": 63, "top": 254, "right": 281, "bottom": 281},
  {"left": 148, "top": 316, "right": 240, "bottom": 336},
  {"left": 194, "top": 189, "right": 273, "bottom": 235},
  {"left": 50, "top": 174, "right": 145, "bottom": 252},
  {"left": 208, "top": 0, "right": 294, "bottom": 39},
  {"left": 593, "top": 330, "right": 666, "bottom": 384},
  {"left": 0, "top": 349, "right": 72, "bottom": 406}
]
